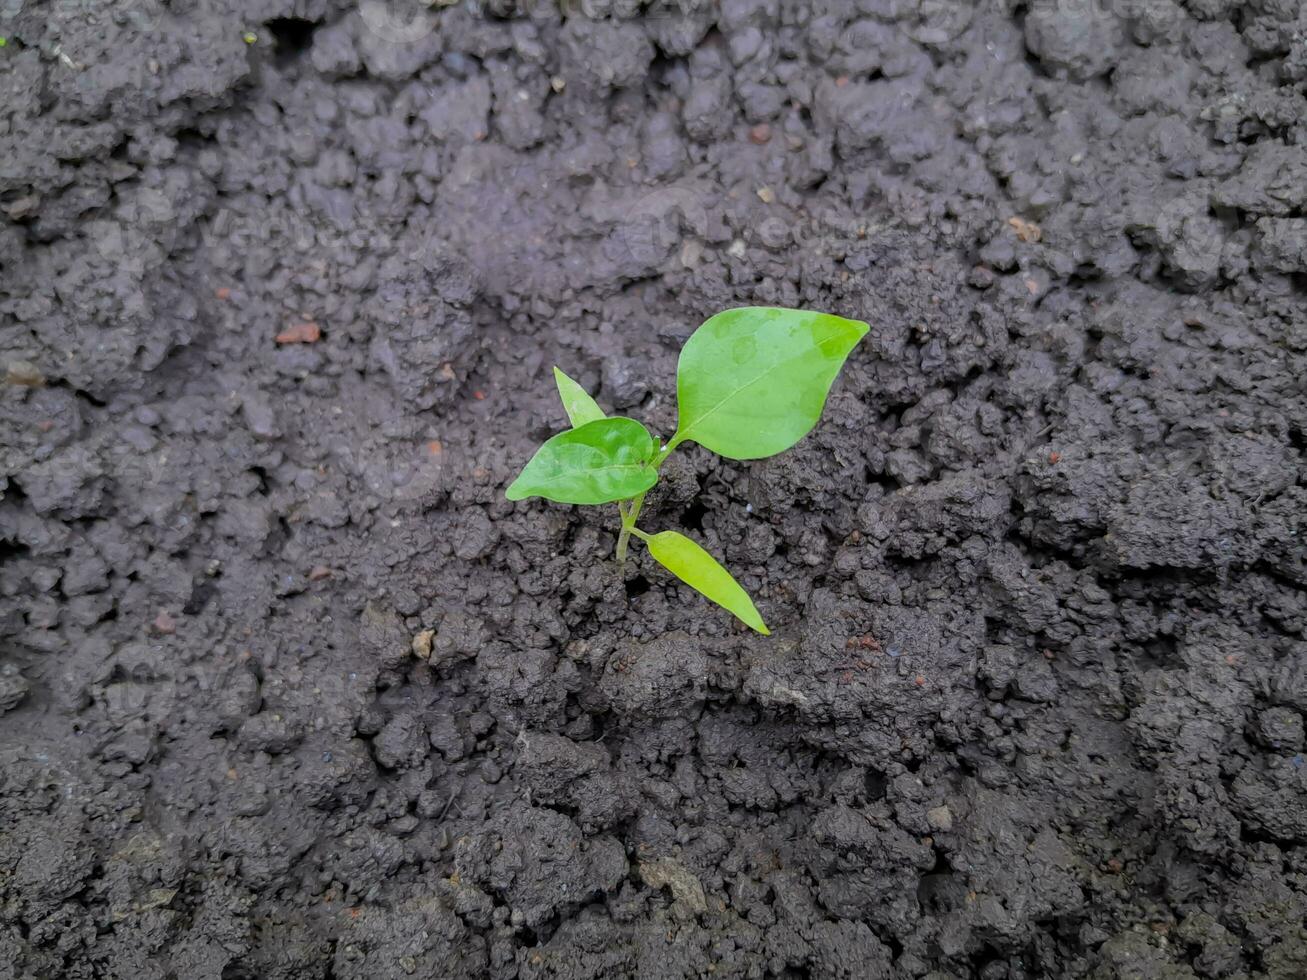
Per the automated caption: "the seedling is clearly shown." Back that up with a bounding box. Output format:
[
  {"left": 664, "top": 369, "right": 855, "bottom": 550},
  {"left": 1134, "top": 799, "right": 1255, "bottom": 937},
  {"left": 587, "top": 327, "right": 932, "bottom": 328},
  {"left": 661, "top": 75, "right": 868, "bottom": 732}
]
[{"left": 506, "top": 307, "right": 868, "bottom": 634}]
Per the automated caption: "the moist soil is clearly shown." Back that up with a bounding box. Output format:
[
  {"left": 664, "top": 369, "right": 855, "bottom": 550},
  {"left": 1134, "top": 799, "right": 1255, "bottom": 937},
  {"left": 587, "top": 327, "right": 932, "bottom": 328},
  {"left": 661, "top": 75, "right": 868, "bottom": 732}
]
[{"left": 3, "top": 2, "right": 1307, "bottom": 978}]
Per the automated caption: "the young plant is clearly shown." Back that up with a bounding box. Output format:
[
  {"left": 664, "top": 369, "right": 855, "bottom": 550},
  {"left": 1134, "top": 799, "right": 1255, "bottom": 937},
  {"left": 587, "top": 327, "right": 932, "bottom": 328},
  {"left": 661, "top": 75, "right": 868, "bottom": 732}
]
[{"left": 506, "top": 307, "right": 868, "bottom": 634}]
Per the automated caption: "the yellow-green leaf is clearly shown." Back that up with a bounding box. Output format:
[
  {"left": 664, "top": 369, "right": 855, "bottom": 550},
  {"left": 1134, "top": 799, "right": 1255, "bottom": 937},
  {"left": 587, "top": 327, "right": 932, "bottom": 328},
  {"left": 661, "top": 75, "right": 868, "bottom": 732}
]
[
  {"left": 507, "top": 417, "right": 658, "bottom": 505},
  {"left": 553, "top": 366, "right": 606, "bottom": 428},
  {"left": 672, "top": 306, "right": 868, "bottom": 460},
  {"left": 641, "top": 530, "right": 769, "bottom": 634}
]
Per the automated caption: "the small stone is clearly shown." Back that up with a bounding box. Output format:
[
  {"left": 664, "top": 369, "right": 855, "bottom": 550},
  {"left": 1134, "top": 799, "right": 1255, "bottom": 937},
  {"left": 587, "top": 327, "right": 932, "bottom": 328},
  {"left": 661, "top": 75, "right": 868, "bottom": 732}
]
[
  {"left": 153, "top": 610, "right": 177, "bottom": 634},
  {"left": 1007, "top": 216, "right": 1042, "bottom": 242},
  {"left": 749, "top": 123, "right": 771, "bottom": 144},
  {"left": 727, "top": 239, "right": 747, "bottom": 258},
  {"left": 756, "top": 186, "right": 775, "bottom": 204},
  {"left": 926, "top": 805, "right": 954, "bottom": 832},
  {"left": 550, "top": 76, "right": 565, "bottom": 92},
  {"left": 308, "top": 565, "right": 332, "bottom": 581},
  {"left": 640, "top": 858, "right": 708, "bottom": 916},
  {"left": 5, "top": 360, "right": 44, "bottom": 386},
  {"left": 275, "top": 321, "right": 321, "bottom": 344},
  {"left": 412, "top": 629, "right": 435, "bottom": 660}
]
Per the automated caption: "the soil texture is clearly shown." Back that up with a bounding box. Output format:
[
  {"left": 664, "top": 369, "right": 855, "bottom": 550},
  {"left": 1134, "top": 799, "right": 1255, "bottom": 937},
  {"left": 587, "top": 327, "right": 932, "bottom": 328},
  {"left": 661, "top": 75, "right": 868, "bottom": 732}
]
[{"left": 3, "top": 1, "right": 1307, "bottom": 977}]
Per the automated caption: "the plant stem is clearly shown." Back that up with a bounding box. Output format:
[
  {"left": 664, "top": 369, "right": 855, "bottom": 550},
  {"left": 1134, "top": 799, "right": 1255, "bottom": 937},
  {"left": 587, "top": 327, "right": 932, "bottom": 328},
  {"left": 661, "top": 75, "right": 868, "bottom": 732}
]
[
  {"left": 615, "top": 436, "right": 678, "bottom": 562},
  {"left": 627, "top": 491, "right": 647, "bottom": 526},
  {"left": 615, "top": 491, "right": 645, "bottom": 563},
  {"left": 653, "top": 437, "right": 680, "bottom": 467}
]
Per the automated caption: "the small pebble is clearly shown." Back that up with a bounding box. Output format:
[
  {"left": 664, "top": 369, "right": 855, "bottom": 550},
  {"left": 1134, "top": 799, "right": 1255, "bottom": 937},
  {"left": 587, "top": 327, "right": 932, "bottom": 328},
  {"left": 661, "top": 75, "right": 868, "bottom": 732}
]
[
  {"left": 749, "top": 123, "right": 771, "bottom": 144},
  {"left": 275, "top": 322, "right": 321, "bottom": 344},
  {"left": 1007, "top": 216, "right": 1042, "bottom": 242},
  {"left": 412, "top": 629, "right": 434, "bottom": 660},
  {"left": 5, "top": 360, "right": 44, "bottom": 386},
  {"left": 926, "top": 805, "right": 954, "bottom": 832}
]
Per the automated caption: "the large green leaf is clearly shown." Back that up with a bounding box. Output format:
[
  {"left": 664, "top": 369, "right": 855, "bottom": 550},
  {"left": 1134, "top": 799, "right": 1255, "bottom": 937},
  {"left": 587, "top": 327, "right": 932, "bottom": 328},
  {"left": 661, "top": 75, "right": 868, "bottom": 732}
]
[
  {"left": 506, "top": 417, "right": 658, "bottom": 505},
  {"left": 553, "top": 366, "right": 606, "bottom": 428},
  {"left": 671, "top": 307, "right": 869, "bottom": 460},
  {"left": 641, "top": 529, "right": 769, "bottom": 634}
]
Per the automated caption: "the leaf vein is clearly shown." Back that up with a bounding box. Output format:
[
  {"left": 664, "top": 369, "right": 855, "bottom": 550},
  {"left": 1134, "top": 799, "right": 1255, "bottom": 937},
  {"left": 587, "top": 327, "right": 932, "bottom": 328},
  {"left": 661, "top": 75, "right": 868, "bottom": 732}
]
[{"left": 677, "top": 325, "right": 845, "bottom": 443}]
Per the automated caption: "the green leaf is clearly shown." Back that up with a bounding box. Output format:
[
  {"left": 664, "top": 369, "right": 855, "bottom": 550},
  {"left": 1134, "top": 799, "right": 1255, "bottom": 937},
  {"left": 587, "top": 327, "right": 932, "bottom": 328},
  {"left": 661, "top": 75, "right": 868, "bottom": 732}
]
[
  {"left": 553, "top": 366, "right": 606, "bottom": 428},
  {"left": 506, "top": 417, "right": 658, "bottom": 505},
  {"left": 671, "top": 306, "right": 868, "bottom": 460},
  {"left": 641, "top": 530, "right": 770, "bottom": 635}
]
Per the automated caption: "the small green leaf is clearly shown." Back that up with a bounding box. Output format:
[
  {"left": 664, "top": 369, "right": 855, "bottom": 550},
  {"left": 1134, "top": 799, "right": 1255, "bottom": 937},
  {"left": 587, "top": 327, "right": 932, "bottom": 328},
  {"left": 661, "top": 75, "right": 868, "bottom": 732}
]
[
  {"left": 672, "top": 306, "right": 868, "bottom": 460},
  {"left": 507, "top": 417, "right": 658, "bottom": 505},
  {"left": 641, "top": 530, "right": 769, "bottom": 634},
  {"left": 553, "top": 366, "right": 606, "bottom": 428}
]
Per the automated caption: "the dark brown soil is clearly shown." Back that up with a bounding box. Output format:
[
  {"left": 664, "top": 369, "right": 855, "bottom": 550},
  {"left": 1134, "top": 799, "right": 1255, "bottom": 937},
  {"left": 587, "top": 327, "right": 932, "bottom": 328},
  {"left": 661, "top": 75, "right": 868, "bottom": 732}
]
[{"left": 3, "top": 2, "right": 1307, "bottom": 978}]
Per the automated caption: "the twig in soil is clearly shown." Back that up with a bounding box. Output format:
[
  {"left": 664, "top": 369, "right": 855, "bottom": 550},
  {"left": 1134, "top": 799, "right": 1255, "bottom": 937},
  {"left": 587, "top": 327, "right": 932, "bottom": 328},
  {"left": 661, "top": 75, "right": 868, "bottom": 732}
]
[{"left": 439, "top": 789, "right": 460, "bottom": 820}]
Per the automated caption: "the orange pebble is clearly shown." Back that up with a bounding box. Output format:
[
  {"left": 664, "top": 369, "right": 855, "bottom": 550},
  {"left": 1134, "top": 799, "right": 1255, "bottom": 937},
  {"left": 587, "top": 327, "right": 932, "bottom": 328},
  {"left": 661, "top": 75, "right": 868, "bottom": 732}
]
[{"left": 276, "top": 322, "right": 321, "bottom": 344}]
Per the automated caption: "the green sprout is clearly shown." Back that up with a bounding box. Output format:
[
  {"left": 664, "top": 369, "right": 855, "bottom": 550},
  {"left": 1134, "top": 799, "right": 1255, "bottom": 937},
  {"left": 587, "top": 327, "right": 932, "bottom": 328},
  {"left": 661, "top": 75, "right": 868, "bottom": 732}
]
[{"left": 506, "top": 306, "right": 868, "bottom": 634}]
